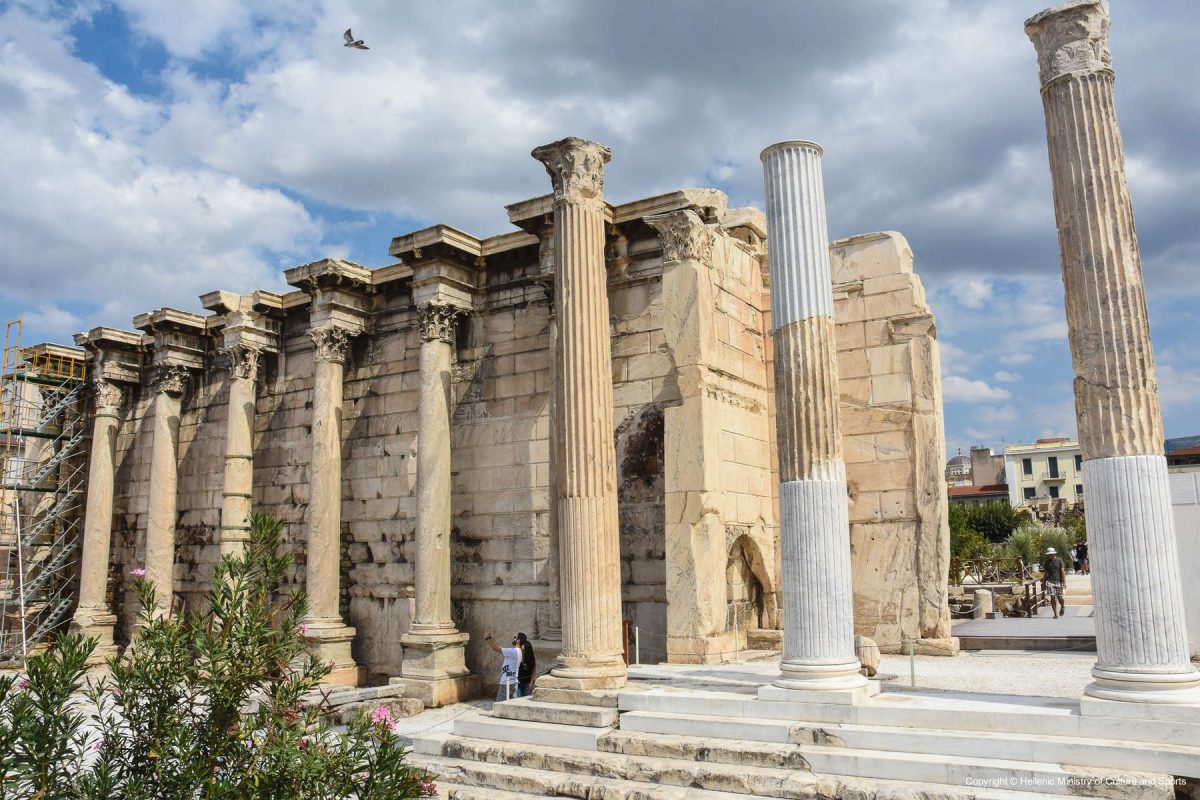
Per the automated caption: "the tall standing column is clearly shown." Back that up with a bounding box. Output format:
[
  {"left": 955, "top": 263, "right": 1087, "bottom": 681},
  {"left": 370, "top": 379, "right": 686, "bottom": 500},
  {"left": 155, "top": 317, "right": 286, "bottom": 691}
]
[
  {"left": 144, "top": 365, "right": 187, "bottom": 615},
  {"left": 759, "top": 141, "right": 867, "bottom": 696},
  {"left": 1027, "top": 1, "right": 1200, "bottom": 706},
  {"left": 531, "top": 137, "right": 626, "bottom": 689},
  {"left": 396, "top": 303, "right": 479, "bottom": 706},
  {"left": 303, "top": 325, "right": 359, "bottom": 685},
  {"left": 69, "top": 377, "right": 124, "bottom": 656},
  {"left": 218, "top": 345, "right": 260, "bottom": 555}
]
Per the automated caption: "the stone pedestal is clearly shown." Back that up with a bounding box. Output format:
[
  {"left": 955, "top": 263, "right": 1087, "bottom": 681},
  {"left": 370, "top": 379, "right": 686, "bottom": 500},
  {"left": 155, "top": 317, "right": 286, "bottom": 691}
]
[
  {"left": 303, "top": 326, "right": 360, "bottom": 685},
  {"left": 219, "top": 345, "right": 259, "bottom": 555},
  {"left": 1027, "top": 1, "right": 1200, "bottom": 707},
  {"left": 70, "top": 378, "right": 123, "bottom": 660},
  {"left": 399, "top": 302, "right": 478, "bottom": 705},
  {"left": 760, "top": 141, "right": 866, "bottom": 697},
  {"left": 144, "top": 365, "right": 187, "bottom": 615},
  {"left": 531, "top": 137, "right": 627, "bottom": 690}
]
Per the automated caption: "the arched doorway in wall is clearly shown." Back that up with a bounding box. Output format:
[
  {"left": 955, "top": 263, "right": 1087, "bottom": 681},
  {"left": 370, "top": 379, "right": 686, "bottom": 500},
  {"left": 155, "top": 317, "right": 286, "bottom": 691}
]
[{"left": 726, "top": 532, "right": 775, "bottom": 650}]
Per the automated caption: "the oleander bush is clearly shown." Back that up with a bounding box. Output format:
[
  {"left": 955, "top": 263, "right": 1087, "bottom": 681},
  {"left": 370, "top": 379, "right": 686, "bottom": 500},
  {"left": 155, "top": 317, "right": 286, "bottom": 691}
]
[{"left": 0, "top": 514, "right": 435, "bottom": 800}]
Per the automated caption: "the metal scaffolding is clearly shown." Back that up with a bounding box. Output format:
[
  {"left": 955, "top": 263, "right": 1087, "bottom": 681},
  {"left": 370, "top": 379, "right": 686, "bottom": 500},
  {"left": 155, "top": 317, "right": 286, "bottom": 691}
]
[{"left": 0, "top": 320, "right": 89, "bottom": 664}]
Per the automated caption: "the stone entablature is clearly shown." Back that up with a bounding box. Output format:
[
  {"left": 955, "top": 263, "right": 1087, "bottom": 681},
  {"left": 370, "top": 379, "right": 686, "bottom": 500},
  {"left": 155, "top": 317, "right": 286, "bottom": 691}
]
[{"left": 86, "top": 178, "right": 951, "bottom": 683}]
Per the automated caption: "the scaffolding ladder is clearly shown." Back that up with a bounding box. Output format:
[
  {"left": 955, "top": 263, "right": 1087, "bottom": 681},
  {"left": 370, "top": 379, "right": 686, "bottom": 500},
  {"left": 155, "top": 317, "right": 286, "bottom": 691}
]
[{"left": 0, "top": 320, "right": 89, "bottom": 664}]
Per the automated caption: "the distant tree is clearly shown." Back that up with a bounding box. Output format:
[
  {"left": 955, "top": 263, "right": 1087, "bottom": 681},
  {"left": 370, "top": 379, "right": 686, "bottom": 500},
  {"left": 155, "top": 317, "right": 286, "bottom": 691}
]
[
  {"left": 948, "top": 499, "right": 996, "bottom": 560},
  {"left": 965, "top": 501, "right": 1023, "bottom": 544}
]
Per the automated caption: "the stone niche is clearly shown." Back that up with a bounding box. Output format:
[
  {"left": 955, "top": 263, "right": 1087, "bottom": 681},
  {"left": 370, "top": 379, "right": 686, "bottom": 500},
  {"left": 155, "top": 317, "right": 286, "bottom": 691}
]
[{"left": 99, "top": 193, "right": 954, "bottom": 686}]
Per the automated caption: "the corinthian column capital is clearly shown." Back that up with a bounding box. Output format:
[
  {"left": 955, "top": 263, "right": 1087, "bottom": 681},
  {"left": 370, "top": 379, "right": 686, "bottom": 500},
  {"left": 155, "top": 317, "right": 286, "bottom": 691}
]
[
  {"left": 1026, "top": 0, "right": 1112, "bottom": 87},
  {"left": 152, "top": 365, "right": 189, "bottom": 396},
  {"left": 645, "top": 209, "right": 715, "bottom": 264},
  {"left": 417, "top": 303, "right": 466, "bottom": 344},
  {"left": 92, "top": 377, "right": 124, "bottom": 414},
  {"left": 310, "top": 326, "right": 352, "bottom": 364},
  {"left": 531, "top": 137, "right": 612, "bottom": 208},
  {"left": 223, "top": 343, "right": 263, "bottom": 381}
]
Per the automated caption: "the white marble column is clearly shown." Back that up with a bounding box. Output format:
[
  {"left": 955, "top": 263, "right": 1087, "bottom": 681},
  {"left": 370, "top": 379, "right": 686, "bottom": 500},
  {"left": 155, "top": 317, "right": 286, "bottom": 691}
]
[
  {"left": 218, "top": 345, "right": 260, "bottom": 555},
  {"left": 531, "top": 137, "right": 627, "bottom": 689},
  {"left": 1027, "top": 1, "right": 1200, "bottom": 707},
  {"left": 303, "top": 325, "right": 359, "bottom": 685},
  {"left": 396, "top": 303, "right": 479, "bottom": 705},
  {"left": 69, "top": 377, "right": 123, "bottom": 656},
  {"left": 144, "top": 365, "right": 187, "bottom": 615},
  {"left": 759, "top": 141, "right": 867, "bottom": 697},
  {"left": 541, "top": 278, "right": 563, "bottom": 643}
]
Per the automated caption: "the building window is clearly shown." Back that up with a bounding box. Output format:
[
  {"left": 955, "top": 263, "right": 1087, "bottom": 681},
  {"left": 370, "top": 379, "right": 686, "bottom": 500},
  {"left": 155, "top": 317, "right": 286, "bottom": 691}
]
[
  {"left": 1075, "top": 484, "right": 1084, "bottom": 498},
  {"left": 1023, "top": 487, "right": 1036, "bottom": 500},
  {"left": 1048, "top": 456, "right": 1059, "bottom": 478},
  {"left": 1022, "top": 458, "right": 1032, "bottom": 476},
  {"left": 1048, "top": 485, "right": 1060, "bottom": 499},
  {"left": 1075, "top": 454, "right": 1082, "bottom": 471}
]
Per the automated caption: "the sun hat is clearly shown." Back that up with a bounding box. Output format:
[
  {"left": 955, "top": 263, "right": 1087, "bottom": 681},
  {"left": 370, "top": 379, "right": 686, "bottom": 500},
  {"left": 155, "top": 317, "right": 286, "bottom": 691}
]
[{"left": 1045, "top": 547, "right": 1056, "bottom": 554}]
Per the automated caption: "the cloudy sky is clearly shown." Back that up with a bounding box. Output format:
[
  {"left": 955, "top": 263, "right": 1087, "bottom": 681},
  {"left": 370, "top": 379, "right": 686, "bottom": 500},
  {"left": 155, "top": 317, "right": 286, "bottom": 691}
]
[{"left": 2, "top": 0, "right": 1197, "bottom": 457}]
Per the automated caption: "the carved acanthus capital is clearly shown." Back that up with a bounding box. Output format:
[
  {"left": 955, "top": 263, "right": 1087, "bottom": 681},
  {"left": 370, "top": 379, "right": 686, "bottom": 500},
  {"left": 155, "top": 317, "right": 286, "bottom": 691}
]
[
  {"left": 310, "top": 326, "right": 352, "bottom": 365},
  {"left": 92, "top": 378, "right": 124, "bottom": 414},
  {"left": 417, "top": 303, "right": 466, "bottom": 344},
  {"left": 152, "top": 365, "right": 190, "bottom": 397},
  {"left": 1026, "top": 0, "right": 1112, "bottom": 87},
  {"left": 645, "top": 209, "right": 715, "bottom": 264},
  {"left": 531, "top": 137, "right": 612, "bottom": 208},
  {"left": 223, "top": 344, "right": 263, "bottom": 381}
]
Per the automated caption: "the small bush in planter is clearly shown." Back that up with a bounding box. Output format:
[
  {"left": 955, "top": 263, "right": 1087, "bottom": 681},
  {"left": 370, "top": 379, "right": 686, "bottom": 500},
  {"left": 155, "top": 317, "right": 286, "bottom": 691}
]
[{"left": 0, "top": 514, "right": 435, "bottom": 800}]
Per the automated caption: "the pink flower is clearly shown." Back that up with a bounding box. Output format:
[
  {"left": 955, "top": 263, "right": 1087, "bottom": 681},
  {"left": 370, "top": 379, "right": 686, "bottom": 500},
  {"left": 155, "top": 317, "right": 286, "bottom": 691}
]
[
  {"left": 359, "top": 771, "right": 370, "bottom": 780},
  {"left": 420, "top": 779, "right": 436, "bottom": 796},
  {"left": 93, "top": 739, "right": 104, "bottom": 751},
  {"left": 129, "top": 568, "right": 146, "bottom": 578},
  {"left": 327, "top": 659, "right": 336, "bottom": 669},
  {"left": 111, "top": 686, "right": 121, "bottom": 697},
  {"left": 299, "top": 624, "right": 308, "bottom": 635},
  {"left": 17, "top": 679, "right": 28, "bottom": 689},
  {"left": 371, "top": 705, "right": 391, "bottom": 724}
]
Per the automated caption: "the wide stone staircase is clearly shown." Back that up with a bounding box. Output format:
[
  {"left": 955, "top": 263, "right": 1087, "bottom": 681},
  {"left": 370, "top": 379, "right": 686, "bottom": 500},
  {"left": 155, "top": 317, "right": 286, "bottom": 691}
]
[{"left": 409, "top": 681, "right": 1199, "bottom": 799}]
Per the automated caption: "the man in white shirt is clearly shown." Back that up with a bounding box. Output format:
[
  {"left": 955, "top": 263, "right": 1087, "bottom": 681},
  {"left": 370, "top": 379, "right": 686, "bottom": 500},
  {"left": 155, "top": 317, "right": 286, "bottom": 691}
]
[{"left": 483, "top": 629, "right": 522, "bottom": 701}]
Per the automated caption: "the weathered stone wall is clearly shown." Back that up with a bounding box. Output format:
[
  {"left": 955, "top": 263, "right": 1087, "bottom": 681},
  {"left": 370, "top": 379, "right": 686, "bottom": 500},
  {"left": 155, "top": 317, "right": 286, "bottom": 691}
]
[
  {"left": 831, "top": 231, "right": 954, "bottom": 654},
  {"left": 98, "top": 193, "right": 950, "bottom": 683}
]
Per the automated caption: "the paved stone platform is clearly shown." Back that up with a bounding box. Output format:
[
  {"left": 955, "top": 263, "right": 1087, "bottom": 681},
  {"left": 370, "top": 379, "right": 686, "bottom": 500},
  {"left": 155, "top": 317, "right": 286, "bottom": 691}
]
[{"left": 953, "top": 605, "right": 1096, "bottom": 651}]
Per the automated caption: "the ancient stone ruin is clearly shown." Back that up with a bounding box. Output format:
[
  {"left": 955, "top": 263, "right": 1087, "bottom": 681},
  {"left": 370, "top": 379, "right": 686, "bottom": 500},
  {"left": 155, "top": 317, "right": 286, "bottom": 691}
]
[{"left": 67, "top": 144, "right": 956, "bottom": 695}]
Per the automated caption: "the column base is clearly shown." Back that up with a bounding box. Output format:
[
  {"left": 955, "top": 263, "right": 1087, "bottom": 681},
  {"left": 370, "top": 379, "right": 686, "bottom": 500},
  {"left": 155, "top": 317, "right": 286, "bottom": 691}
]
[
  {"left": 390, "top": 674, "right": 480, "bottom": 707},
  {"left": 399, "top": 629, "right": 476, "bottom": 706},
  {"left": 772, "top": 657, "right": 870, "bottom": 693},
  {"left": 1082, "top": 664, "right": 1200, "bottom": 709},
  {"left": 304, "top": 619, "right": 360, "bottom": 687},
  {"left": 542, "top": 655, "right": 628, "bottom": 691},
  {"left": 759, "top": 681, "right": 879, "bottom": 706},
  {"left": 69, "top": 609, "right": 119, "bottom": 665}
]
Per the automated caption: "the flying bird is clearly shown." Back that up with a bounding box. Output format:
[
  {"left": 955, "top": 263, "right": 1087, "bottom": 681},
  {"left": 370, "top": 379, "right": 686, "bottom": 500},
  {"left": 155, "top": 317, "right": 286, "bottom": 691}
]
[{"left": 343, "top": 29, "right": 368, "bottom": 50}]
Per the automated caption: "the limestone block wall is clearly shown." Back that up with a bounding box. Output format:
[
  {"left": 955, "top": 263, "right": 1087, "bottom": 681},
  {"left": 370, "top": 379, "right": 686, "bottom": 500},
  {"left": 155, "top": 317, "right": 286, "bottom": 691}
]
[
  {"left": 831, "top": 231, "right": 953, "bottom": 653},
  {"left": 98, "top": 191, "right": 950, "bottom": 681}
]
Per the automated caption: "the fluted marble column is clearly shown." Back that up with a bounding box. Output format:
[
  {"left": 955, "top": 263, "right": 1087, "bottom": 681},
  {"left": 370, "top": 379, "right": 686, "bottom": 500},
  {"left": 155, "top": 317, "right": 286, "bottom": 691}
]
[
  {"left": 303, "top": 325, "right": 359, "bottom": 685},
  {"left": 69, "top": 378, "right": 124, "bottom": 655},
  {"left": 537, "top": 257, "right": 562, "bottom": 643},
  {"left": 760, "top": 141, "right": 867, "bottom": 696},
  {"left": 219, "top": 345, "right": 261, "bottom": 555},
  {"left": 395, "top": 303, "right": 479, "bottom": 705},
  {"left": 531, "top": 137, "right": 626, "bottom": 689},
  {"left": 1027, "top": 1, "right": 1200, "bottom": 706},
  {"left": 144, "top": 365, "right": 188, "bottom": 615}
]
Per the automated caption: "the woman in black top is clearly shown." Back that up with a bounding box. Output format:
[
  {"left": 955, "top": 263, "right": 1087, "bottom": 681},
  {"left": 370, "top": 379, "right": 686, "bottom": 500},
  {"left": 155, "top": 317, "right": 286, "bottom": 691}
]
[{"left": 515, "top": 632, "right": 536, "bottom": 697}]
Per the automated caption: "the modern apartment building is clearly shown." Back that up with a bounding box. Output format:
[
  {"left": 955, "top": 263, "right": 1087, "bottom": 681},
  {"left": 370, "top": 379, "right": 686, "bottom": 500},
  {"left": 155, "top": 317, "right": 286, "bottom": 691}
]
[{"left": 1003, "top": 437, "right": 1084, "bottom": 509}]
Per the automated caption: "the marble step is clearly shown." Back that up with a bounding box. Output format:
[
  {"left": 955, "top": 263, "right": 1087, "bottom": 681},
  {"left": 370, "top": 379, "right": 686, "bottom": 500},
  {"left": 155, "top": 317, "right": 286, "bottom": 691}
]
[
  {"left": 441, "top": 783, "right": 546, "bottom": 800},
  {"left": 532, "top": 685, "right": 623, "bottom": 707},
  {"left": 618, "top": 686, "right": 1200, "bottom": 747},
  {"left": 442, "top": 710, "right": 609, "bottom": 751},
  {"left": 493, "top": 696, "right": 619, "bottom": 727},
  {"left": 412, "top": 735, "right": 1110, "bottom": 800},
  {"left": 613, "top": 714, "right": 1197, "bottom": 784}
]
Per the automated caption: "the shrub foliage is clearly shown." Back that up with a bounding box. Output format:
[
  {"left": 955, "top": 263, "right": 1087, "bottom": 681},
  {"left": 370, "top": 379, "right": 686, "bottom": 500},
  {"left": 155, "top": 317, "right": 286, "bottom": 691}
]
[{"left": 0, "top": 514, "right": 435, "bottom": 800}]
